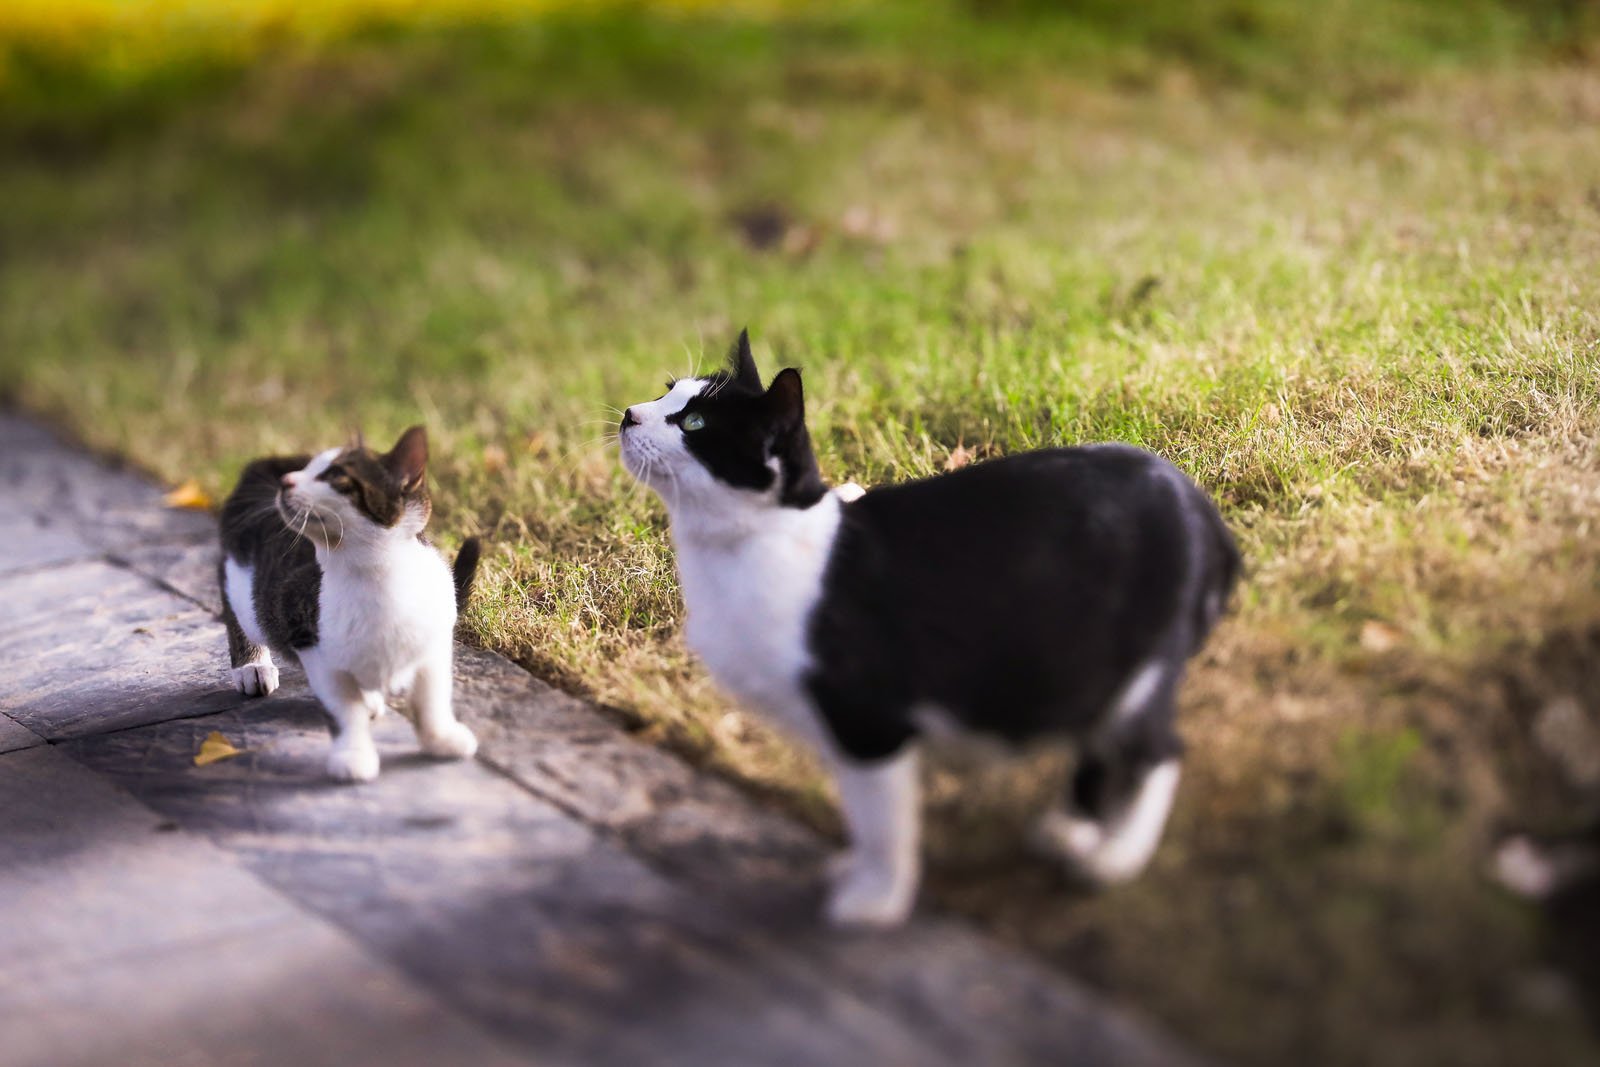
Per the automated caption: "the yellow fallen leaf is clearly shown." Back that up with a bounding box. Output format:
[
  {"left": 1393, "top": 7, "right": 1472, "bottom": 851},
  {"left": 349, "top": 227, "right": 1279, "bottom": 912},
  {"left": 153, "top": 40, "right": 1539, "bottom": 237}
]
[
  {"left": 163, "top": 479, "right": 213, "bottom": 510},
  {"left": 483, "top": 444, "right": 509, "bottom": 475},
  {"left": 195, "top": 730, "right": 242, "bottom": 766}
]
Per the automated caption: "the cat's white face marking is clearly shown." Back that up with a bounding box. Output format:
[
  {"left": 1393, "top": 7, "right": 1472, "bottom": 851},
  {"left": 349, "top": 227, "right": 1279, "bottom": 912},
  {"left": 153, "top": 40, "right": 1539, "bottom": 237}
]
[
  {"left": 617, "top": 379, "right": 717, "bottom": 502},
  {"left": 618, "top": 376, "right": 791, "bottom": 537}
]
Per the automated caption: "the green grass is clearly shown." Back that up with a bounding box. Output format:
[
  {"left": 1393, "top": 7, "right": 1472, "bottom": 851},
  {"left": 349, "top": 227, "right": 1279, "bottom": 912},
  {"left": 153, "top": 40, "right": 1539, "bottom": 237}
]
[{"left": 4, "top": 3, "right": 1600, "bottom": 1065}]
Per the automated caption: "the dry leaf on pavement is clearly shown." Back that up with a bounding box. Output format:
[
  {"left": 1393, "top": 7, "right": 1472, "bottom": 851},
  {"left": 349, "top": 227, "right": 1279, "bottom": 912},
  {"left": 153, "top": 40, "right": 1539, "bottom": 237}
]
[
  {"left": 163, "top": 479, "right": 213, "bottom": 510},
  {"left": 195, "top": 730, "right": 243, "bottom": 766}
]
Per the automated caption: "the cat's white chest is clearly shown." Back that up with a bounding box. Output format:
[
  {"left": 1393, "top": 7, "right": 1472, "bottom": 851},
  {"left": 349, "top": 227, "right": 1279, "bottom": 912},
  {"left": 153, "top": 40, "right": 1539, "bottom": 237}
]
[
  {"left": 319, "top": 540, "right": 455, "bottom": 690},
  {"left": 674, "top": 494, "right": 842, "bottom": 733}
]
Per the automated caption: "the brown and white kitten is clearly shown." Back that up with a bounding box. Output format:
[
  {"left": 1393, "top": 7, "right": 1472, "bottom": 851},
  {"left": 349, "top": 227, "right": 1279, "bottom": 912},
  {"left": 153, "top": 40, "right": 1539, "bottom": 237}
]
[{"left": 218, "top": 426, "right": 481, "bottom": 781}]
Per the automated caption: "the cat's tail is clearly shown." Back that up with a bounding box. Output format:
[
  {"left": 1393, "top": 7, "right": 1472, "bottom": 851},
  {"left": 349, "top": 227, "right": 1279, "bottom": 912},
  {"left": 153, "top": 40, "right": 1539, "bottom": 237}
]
[{"left": 453, "top": 538, "right": 482, "bottom": 613}]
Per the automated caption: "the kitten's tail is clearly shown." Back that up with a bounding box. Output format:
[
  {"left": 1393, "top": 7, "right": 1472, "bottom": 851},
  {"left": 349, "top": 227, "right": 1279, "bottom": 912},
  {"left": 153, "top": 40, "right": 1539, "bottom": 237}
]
[{"left": 453, "top": 538, "right": 482, "bottom": 613}]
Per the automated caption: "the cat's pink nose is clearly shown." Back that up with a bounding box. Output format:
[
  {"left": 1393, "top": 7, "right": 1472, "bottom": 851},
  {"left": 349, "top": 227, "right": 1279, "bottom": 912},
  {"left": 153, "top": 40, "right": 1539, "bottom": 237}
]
[
  {"left": 620, "top": 408, "right": 640, "bottom": 431},
  {"left": 280, "top": 473, "right": 295, "bottom": 489}
]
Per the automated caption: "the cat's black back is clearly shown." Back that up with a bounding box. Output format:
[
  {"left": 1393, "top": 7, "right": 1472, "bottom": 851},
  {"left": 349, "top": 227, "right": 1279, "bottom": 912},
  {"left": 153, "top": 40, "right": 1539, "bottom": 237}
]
[
  {"left": 804, "top": 445, "right": 1238, "bottom": 760},
  {"left": 219, "top": 455, "right": 321, "bottom": 651}
]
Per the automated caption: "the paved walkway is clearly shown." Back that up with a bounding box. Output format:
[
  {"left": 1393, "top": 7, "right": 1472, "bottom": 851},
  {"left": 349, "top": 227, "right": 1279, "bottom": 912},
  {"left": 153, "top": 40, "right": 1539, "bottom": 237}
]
[{"left": 0, "top": 414, "right": 1194, "bottom": 1067}]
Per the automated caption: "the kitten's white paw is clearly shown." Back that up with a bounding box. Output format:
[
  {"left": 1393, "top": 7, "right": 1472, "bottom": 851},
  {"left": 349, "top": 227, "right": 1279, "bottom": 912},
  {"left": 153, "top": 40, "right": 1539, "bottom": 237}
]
[
  {"left": 836, "top": 481, "right": 867, "bottom": 503},
  {"left": 419, "top": 721, "right": 478, "bottom": 760},
  {"left": 231, "top": 662, "right": 279, "bottom": 698},
  {"left": 825, "top": 854, "right": 916, "bottom": 929},
  {"left": 326, "top": 744, "right": 380, "bottom": 783}
]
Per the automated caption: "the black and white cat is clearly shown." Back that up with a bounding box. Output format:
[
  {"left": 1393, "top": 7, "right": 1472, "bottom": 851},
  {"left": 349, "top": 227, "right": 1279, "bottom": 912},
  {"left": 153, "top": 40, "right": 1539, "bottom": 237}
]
[
  {"left": 619, "top": 332, "right": 1239, "bottom": 926},
  {"left": 218, "top": 426, "right": 481, "bottom": 782}
]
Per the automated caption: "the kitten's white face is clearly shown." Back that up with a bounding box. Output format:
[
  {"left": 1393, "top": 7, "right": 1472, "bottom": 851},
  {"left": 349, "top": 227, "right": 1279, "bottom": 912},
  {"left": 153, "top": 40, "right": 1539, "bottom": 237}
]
[
  {"left": 279, "top": 446, "right": 428, "bottom": 549},
  {"left": 278, "top": 448, "right": 348, "bottom": 547}
]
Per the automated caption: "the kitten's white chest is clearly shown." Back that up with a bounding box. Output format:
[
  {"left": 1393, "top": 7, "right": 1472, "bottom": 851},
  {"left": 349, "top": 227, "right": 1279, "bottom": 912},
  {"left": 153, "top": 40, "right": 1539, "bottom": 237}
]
[
  {"left": 674, "top": 494, "right": 842, "bottom": 733},
  {"left": 319, "top": 540, "right": 455, "bottom": 690}
]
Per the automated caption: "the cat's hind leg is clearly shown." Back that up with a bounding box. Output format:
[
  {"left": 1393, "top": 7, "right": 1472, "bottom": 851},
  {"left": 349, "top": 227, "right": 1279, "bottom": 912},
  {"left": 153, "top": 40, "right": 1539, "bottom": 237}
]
[
  {"left": 1031, "top": 662, "right": 1185, "bottom": 887},
  {"left": 408, "top": 647, "right": 477, "bottom": 760},
  {"left": 220, "top": 560, "right": 278, "bottom": 697},
  {"left": 301, "top": 654, "right": 381, "bottom": 782}
]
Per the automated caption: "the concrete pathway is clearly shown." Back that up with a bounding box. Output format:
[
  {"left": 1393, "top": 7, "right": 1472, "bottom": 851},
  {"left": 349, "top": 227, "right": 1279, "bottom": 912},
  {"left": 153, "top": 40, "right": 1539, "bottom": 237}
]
[{"left": 0, "top": 414, "right": 1195, "bottom": 1067}]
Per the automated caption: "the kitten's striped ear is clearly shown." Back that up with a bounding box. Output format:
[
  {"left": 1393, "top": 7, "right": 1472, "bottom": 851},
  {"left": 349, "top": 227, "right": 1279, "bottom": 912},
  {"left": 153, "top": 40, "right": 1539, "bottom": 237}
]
[
  {"left": 349, "top": 428, "right": 365, "bottom": 451},
  {"left": 384, "top": 426, "right": 428, "bottom": 492},
  {"left": 729, "top": 328, "right": 762, "bottom": 392}
]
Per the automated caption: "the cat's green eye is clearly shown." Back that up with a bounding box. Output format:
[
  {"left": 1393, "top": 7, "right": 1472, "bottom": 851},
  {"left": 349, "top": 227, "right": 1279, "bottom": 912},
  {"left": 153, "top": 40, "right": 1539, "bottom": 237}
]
[{"left": 682, "top": 412, "right": 706, "bottom": 432}]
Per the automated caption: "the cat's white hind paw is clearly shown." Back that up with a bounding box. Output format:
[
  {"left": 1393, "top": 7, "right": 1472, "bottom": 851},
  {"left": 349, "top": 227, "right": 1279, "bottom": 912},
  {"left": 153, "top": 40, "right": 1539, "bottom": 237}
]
[
  {"left": 231, "top": 662, "right": 280, "bottom": 698},
  {"left": 825, "top": 854, "right": 916, "bottom": 929},
  {"left": 1032, "top": 761, "right": 1180, "bottom": 888},
  {"left": 1030, "top": 811, "right": 1126, "bottom": 887},
  {"left": 418, "top": 721, "right": 478, "bottom": 760},
  {"left": 1029, "top": 809, "right": 1152, "bottom": 888},
  {"left": 326, "top": 744, "right": 380, "bottom": 783}
]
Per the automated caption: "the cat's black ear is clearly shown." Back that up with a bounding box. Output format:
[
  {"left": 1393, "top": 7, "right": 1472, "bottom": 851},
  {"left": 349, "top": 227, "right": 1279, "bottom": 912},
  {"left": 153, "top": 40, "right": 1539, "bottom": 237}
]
[
  {"left": 384, "top": 425, "right": 428, "bottom": 492},
  {"left": 765, "top": 367, "right": 805, "bottom": 431},
  {"left": 730, "top": 328, "right": 762, "bottom": 393}
]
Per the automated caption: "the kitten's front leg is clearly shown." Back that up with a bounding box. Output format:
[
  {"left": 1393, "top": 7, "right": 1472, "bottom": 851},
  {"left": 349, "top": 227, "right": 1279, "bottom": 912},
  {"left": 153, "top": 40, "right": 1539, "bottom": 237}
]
[
  {"left": 220, "top": 573, "right": 278, "bottom": 697},
  {"left": 302, "top": 657, "right": 381, "bottom": 782},
  {"left": 826, "top": 745, "right": 922, "bottom": 929},
  {"left": 409, "top": 647, "right": 478, "bottom": 760}
]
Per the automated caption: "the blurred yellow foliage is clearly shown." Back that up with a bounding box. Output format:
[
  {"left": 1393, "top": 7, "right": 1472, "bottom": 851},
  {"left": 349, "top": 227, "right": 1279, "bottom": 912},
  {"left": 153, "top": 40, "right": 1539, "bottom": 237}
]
[
  {"left": 0, "top": 0, "right": 807, "bottom": 82},
  {"left": 0, "top": 0, "right": 798, "bottom": 38}
]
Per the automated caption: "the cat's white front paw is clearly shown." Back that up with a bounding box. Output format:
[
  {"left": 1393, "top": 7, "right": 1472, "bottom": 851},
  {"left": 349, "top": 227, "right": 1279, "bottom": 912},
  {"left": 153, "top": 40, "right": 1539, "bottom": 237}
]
[
  {"left": 418, "top": 720, "right": 478, "bottom": 760},
  {"left": 231, "top": 662, "right": 279, "bottom": 697},
  {"left": 825, "top": 853, "right": 917, "bottom": 928},
  {"left": 326, "top": 744, "right": 380, "bottom": 783}
]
